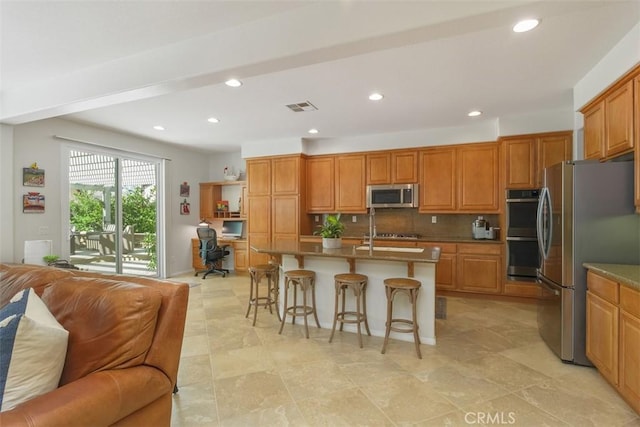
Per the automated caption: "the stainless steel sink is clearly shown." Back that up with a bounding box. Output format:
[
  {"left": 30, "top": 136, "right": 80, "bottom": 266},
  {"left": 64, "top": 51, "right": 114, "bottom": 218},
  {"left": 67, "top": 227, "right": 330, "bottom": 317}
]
[{"left": 355, "top": 246, "right": 424, "bottom": 253}]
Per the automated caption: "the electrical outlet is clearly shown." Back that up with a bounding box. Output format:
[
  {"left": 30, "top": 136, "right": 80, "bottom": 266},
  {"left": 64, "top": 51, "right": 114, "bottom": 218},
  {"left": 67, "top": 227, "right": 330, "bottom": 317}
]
[
  {"left": 39, "top": 226, "right": 49, "bottom": 235},
  {"left": 431, "top": 216, "right": 437, "bottom": 224},
  {"left": 315, "top": 215, "right": 320, "bottom": 222},
  {"left": 352, "top": 216, "right": 357, "bottom": 223}
]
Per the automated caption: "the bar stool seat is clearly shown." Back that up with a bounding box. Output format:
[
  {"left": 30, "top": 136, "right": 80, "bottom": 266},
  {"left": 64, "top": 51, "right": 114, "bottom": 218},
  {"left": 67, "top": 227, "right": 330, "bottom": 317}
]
[
  {"left": 246, "top": 264, "right": 280, "bottom": 326},
  {"left": 279, "top": 269, "right": 321, "bottom": 338},
  {"left": 329, "top": 273, "right": 371, "bottom": 348},
  {"left": 381, "top": 277, "right": 422, "bottom": 358}
]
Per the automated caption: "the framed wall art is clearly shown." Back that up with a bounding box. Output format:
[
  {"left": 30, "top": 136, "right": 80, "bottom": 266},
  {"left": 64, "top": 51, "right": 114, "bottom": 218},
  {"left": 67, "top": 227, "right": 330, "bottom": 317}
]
[
  {"left": 23, "top": 167, "right": 44, "bottom": 187},
  {"left": 23, "top": 192, "right": 45, "bottom": 213},
  {"left": 180, "top": 182, "right": 190, "bottom": 197}
]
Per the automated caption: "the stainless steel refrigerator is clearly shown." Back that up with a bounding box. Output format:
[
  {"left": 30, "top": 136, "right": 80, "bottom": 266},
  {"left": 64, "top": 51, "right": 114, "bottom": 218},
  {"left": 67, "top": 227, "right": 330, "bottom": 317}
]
[{"left": 536, "top": 160, "right": 639, "bottom": 366}]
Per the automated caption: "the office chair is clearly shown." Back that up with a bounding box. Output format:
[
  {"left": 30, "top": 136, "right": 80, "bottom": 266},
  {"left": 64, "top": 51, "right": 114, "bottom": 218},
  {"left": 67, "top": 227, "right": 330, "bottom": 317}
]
[{"left": 196, "top": 227, "right": 230, "bottom": 278}]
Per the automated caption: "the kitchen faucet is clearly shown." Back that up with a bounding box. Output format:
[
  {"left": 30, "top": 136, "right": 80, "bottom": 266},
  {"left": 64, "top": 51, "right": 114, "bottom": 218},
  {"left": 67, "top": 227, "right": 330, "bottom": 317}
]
[{"left": 368, "top": 207, "right": 376, "bottom": 253}]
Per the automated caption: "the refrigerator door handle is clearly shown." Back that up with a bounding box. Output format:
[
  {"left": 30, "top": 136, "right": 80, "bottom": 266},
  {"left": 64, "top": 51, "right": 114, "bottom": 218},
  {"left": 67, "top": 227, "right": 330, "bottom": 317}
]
[
  {"left": 537, "top": 187, "right": 550, "bottom": 259},
  {"left": 538, "top": 274, "right": 560, "bottom": 296}
]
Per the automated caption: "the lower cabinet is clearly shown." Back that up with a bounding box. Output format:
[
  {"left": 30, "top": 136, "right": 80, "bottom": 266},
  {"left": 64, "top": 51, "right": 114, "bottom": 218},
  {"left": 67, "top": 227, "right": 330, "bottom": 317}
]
[
  {"left": 456, "top": 243, "right": 502, "bottom": 294},
  {"left": 586, "top": 270, "right": 640, "bottom": 415}
]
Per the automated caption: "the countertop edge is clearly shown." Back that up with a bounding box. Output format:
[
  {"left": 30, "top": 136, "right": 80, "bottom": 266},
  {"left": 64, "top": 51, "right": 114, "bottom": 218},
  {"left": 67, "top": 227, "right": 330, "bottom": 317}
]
[
  {"left": 252, "top": 243, "right": 440, "bottom": 263},
  {"left": 583, "top": 263, "right": 640, "bottom": 291}
]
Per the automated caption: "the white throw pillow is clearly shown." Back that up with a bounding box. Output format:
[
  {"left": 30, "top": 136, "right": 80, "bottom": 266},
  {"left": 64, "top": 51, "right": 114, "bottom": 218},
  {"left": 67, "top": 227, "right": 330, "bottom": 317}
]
[{"left": 0, "top": 288, "right": 69, "bottom": 412}]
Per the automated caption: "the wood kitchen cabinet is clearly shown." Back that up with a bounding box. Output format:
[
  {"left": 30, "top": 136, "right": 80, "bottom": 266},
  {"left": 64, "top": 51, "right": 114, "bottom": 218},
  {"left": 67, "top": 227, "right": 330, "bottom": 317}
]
[
  {"left": 419, "top": 147, "right": 457, "bottom": 212},
  {"left": 501, "top": 131, "right": 572, "bottom": 188},
  {"left": 586, "top": 269, "right": 640, "bottom": 415},
  {"left": 581, "top": 64, "right": 638, "bottom": 161},
  {"left": 246, "top": 155, "right": 312, "bottom": 266},
  {"left": 619, "top": 285, "right": 640, "bottom": 414},
  {"left": 635, "top": 74, "right": 640, "bottom": 212},
  {"left": 457, "top": 142, "right": 500, "bottom": 212},
  {"left": 199, "top": 182, "right": 219, "bottom": 223},
  {"left": 604, "top": 80, "right": 634, "bottom": 158},
  {"left": 416, "top": 242, "right": 457, "bottom": 291},
  {"left": 586, "top": 288, "right": 619, "bottom": 385},
  {"left": 419, "top": 142, "right": 500, "bottom": 213},
  {"left": 306, "top": 156, "right": 335, "bottom": 212},
  {"left": 583, "top": 101, "right": 605, "bottom": 160},
  {"left": 246, "top": 158, "right": 271, "bottom": 195},
  {"left": 456, "top": 243, "right": 502, "bottom": 294},
  {"left": 335, "top": 154, "right": 366, "bottom": 213},
  {"left": 366, "top": 150, "right": 418, "bottom": 184}
]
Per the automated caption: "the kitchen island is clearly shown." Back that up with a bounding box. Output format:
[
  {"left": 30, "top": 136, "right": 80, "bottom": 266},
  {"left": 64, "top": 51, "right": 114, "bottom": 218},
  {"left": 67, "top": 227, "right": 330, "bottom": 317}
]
[{"left": 251, "top": 241, "right": 440, "bottom": 345}]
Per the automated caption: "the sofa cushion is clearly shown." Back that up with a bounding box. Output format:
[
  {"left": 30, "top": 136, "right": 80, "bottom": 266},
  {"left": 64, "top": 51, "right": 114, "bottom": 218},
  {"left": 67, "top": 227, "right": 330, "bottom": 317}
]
[
  {"left": 41, "top": 277, "right": 163, "bottom": 385},
  {"left": 0, "top": 288, "right": 69, "bottom": 411}
]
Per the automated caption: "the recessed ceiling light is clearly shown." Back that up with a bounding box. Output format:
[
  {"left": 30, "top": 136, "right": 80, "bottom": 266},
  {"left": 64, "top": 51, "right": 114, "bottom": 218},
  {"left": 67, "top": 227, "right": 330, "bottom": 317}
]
[
  {"left": 468, "top": 110, "right": 482, "bottom": 117},
  {"left": 369, "top": 93, "right": 384, "bottom": 101},
  {"left": 308, "top": 128, "right": 319, "bottom": 134},
  {"left": 153, "top": 125, "right": 165, "bottom": 131},
  {"left": 207, "top": 117, "right": 220, "bottom": 123},
  {"left": 225, "top": 78, "right": 242, "bottom": 87},
  {"left": 513, "top": 19, "right": 539, "bottom": 33}
]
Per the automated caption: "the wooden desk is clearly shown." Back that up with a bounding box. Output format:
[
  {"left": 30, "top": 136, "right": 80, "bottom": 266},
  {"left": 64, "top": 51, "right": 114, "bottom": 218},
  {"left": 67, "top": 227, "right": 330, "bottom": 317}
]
[{"left": 191, "top": 238, "right": 248, "bottom": 274}]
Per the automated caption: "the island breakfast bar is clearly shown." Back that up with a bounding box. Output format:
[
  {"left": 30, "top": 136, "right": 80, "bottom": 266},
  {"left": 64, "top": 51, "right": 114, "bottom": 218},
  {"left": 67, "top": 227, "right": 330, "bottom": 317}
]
[{"left": 251, "top": 241, "right": 441, "bottom": 345}]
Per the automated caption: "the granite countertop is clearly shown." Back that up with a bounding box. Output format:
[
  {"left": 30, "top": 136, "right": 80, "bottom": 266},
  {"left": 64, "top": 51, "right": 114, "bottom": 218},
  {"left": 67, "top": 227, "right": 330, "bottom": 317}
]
[
  {"left": 583, "top": 263, "right": 640, "bottom": 291},
  {"left": 301, "top": 235, "right": 502, "bottom": 244},
  {"left": 252, "top": 241, "right": 441, "bottom": 263}
]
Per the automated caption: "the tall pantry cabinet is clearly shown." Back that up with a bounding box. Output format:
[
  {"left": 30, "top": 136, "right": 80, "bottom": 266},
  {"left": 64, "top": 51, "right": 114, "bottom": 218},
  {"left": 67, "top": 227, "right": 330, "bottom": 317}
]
[{"left": 246, "top": 155, "right": 312, "bottom": 266}]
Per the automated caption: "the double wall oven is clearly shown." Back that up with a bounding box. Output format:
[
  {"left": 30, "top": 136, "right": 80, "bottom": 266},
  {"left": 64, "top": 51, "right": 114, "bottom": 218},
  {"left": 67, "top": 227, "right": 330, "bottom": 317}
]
[{"left": 505, "top": 189, "right": 540, "bottom": 281}]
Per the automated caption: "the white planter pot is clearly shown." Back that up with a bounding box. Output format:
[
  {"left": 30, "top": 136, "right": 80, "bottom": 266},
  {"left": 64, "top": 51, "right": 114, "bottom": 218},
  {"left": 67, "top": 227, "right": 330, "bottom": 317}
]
[{"left": 322, "top": 237, "right": 342, "bottom": 249}]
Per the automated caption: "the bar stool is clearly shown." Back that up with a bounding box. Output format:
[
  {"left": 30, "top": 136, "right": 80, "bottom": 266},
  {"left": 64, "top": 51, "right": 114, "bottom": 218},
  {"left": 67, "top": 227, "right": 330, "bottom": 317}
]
[
  {"left": 381, "top": 277, "right": 422, "bottom": 359},
  {"left": 279, "top": 269, "right": 321, "bottom": 338},
  {"left": 246, "top": 264, "right": 280, "bottom": 326},
  {"left": 329, "top": 273, "right": 371, "bottom": 348}
]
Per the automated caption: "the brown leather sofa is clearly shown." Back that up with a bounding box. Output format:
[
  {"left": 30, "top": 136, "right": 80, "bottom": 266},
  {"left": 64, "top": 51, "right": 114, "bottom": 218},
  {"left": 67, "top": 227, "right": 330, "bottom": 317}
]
[{"left": 0, "top": 263, "right": 189, "bottom": 427}]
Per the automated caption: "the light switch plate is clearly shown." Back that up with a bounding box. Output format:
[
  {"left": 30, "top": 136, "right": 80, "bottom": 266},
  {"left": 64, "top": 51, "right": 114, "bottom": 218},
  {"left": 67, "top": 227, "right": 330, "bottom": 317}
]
[{"left": 431, "top": 216, "right": 437, "bottom": 224}]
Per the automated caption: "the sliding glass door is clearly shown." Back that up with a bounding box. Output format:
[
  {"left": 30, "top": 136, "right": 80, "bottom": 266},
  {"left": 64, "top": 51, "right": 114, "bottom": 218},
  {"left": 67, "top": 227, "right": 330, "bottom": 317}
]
[{"left": 67, "top": 148, "right": 159, "bottom": 276}]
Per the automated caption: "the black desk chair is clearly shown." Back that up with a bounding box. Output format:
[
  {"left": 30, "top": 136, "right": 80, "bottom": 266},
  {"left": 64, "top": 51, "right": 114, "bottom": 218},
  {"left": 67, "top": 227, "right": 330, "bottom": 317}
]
[{"left": 196, "top": 227, "right": 230, "bottom": 278}]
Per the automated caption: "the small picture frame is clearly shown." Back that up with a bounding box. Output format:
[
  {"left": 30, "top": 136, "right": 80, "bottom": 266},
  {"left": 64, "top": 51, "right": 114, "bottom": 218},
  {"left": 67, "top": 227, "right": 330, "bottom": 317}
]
[
  {"left": 23, "top": 167, "right": 44, "bottom": 187},
  {"left": 23, "top": 192, "right": 45, "bottom": 213},
  {"left": 180, "top": 182, "right": 190, "bottom": 197},
  {"left": 180, "top": 199, "right": 190, "bottom": 215}
]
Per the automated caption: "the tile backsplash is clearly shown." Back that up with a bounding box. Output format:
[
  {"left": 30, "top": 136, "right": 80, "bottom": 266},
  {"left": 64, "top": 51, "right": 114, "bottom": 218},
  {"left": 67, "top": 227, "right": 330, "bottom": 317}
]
[{"left": 333, "top": 210, "right": 500, "bottom": 240}]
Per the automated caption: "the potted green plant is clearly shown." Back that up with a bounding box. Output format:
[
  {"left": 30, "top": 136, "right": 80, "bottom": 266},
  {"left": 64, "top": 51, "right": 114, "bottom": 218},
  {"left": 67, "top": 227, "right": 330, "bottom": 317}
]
[
  {"left": 43, "top": 255, "right": 59, "bottom": 266},
  {"left": 314, "top": 213, "right": 346, "bottom": 249}
]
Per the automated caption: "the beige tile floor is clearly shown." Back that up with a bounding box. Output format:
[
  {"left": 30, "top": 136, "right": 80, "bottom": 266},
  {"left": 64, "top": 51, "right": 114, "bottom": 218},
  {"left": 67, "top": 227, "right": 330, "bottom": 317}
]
[{"left": 169, "top": 272, "right": 640, "bottom": 427}]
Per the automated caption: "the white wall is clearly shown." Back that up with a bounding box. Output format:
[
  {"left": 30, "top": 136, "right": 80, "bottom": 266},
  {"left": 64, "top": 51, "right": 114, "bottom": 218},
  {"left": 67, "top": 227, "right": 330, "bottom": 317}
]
[
  {"left": 9, "top": 118, "right": 210, "bottom": 276},
  {"left": 0, "top": 124, "right": 15, "bottom": 263}
]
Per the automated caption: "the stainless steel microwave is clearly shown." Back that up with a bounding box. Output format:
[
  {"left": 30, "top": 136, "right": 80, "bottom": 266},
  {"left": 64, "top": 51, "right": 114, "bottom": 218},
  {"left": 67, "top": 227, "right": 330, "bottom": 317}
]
[{"left": 366, "top": 184, "right": 418, "bottom": 208}]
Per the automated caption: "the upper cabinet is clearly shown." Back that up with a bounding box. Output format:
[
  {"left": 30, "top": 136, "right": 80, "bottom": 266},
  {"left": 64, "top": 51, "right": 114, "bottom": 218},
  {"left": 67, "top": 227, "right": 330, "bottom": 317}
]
[
  {"left": 246, "top": 158, "right": 271, "bottom": 195},
  {"left": 306, "top": 156, "right": 335, "bottom": 213},
  {"left": 419, "top": 147, "right": 457, "bottom": 212},
  {"left": 580, "top": 64, "right": 639, "bottom": 212},
  {"left": 457, "top": 142, "right": 500, "bottom": 212},
  {"left": 635, "top": 74, "right": 640, "bottom": 212},
  {"left": 581, "top": 64, "right": 638, "bottom": 161},
  {"left": 419, "top": 142, "right": 500, "bottom": 213},
  {"left": 272, "top": 156, "right": 301, "bottom": 195},
  {"left": 366, "top": 150, "right": 418, "bottom": 184},
  {"left": 604, "top": 80, "right": 634, "bottom": 158},
  {"left": 501, "top": 131, "right": 572, "bottom": 189},
  {"left": 583, "top": 102, "right": 605, "bottom": 160},
  {"left": 335, "top": 153, "right": 367, "bottom": 213}
]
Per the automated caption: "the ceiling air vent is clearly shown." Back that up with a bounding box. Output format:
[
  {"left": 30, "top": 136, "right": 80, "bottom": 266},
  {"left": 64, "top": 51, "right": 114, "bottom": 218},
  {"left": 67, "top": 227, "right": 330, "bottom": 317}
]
[{"left": 285, "top": 101, "right": 317, "bottom": 112}]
